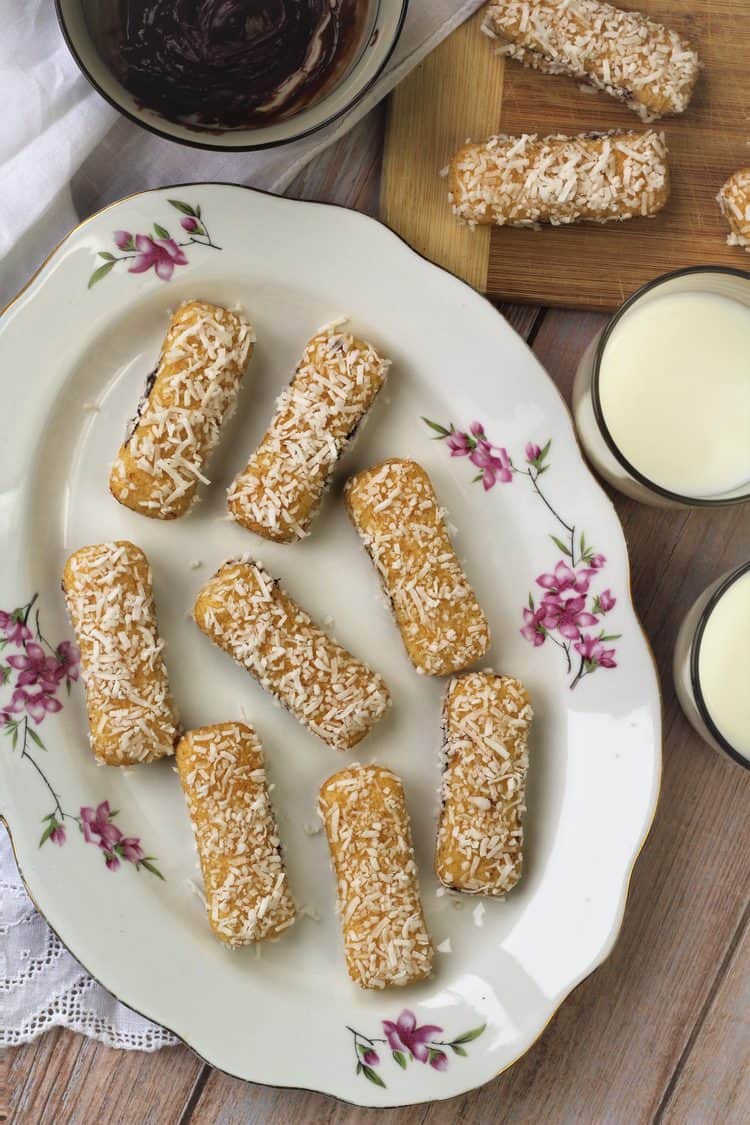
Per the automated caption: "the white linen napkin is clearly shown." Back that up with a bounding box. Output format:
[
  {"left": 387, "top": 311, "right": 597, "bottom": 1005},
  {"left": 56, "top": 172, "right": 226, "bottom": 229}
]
[{"left": 0, "top": 0, "right": 483, "bottom": 1049}]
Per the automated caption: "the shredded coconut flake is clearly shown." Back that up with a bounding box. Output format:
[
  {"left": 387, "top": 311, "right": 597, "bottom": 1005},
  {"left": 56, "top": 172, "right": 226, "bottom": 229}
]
[
  {"left": 62, "top": 541, "right": 179, "bottom": 765},
  {"left": 319, "top": 764, "right": 433, "bottom": 989},
  {"left": 110, "top": 300, "right": 254, "bottom": 519},
  {"left": 193, "top": 560, "right": 390, "bottom": 751},
  {"left": 449, "top": 128, "right": 669, "bottom": 228},
  {"left": 176, "top": 722, "right": 295, "bottom": 947},
  {"left": 345, "top": 459, "right": 490, "bottom": 676},
  {"left": 228, "top": 328, "right": 389, "bottom": 542},
  {"left": 436, "top": 671, "right": 533, "bottom": 896},
  {"left": 717, "top": 169, "right": 750, "bottom": 253},
  {"left": 483, "top": 0, "right": 700, "bottom": 120}
]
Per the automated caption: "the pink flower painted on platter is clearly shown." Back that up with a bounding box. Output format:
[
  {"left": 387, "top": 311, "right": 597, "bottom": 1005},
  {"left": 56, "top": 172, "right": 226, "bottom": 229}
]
[
  {"left": 6, "top": 686, "right": 62, "bottom": 724},
  {"left": 383, "top": 1010, "right": 444, "bottom": 1063},
  {"left": 78, "top": 801, "right": 160, "bottom": 876},
  {"left": 470, "top": 438, "right": 513, "bottom": 490},
  {"left": 2, "top": 596, "right": 163, "bottom": 876},
  {"left": 56, "top": 640, "right": 80, "bottom": 681},
  {"left": 521, "top": 604, "right": 548, "bottom": 647},
  {"left": 128, "top": 234, "right": 188, "bottom": 281},
  {"left": 120, "top": 836, "right": 145, "bottom": 864},
  {"left": 575, "top": 633, "right": 618, "bottom": 669},
  {"left": 7, "top": 640, "right": 66, "bottom": 692},
  {"left": 422, "top": 418, "right": 622, "bottom": 690},
  {"left": 424, "top": 418, "right": 517, "bottom": 491},
  {"left": 348, "top": 1011, "right": 486, "bottom": 1088},
  {"left": 541, "top": 592, "right": 598, "bottom": 640},
  {"left": 81, "top": 800, "right": 122, "bottom": 850},
  {"left": 447, "top": 430, "right": 473, "bottom": 456},
  {"left": 596, "top": 589, "right": 616, "bottom": 613},
  {"left": 0, "top": 610, "right": 32, "bottom": 648},
  {"left": 88, "top": 199, "right": 221, "bottom": 289},
  {"left": 537, "top": 559, "right": 596, "bottom": 597},
  {"left": 49, "top": 822, "right": 66, "bottom": 846}
]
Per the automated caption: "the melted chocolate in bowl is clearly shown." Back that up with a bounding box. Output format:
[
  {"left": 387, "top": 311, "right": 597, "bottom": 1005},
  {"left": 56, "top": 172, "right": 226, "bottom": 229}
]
[{"left": 106, "top": 1, "right": 369, "bottom": 129}]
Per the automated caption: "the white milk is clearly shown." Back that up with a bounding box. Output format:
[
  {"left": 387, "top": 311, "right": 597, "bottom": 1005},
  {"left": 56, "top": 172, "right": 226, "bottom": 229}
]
[
  {"left": 598, "top": 291, "right": 750, "bottom": 497},
  {"left": 698, "top": 569, "right": 750, "bottom": 760}
]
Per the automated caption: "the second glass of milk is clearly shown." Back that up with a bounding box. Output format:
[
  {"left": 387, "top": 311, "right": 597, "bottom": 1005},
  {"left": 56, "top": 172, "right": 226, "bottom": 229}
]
[
  {"left": 673, "top": 562, "right": 750, "bottom": 770},
  {"left": 573, "top": 266, "right": 750, "bottom": 507}
]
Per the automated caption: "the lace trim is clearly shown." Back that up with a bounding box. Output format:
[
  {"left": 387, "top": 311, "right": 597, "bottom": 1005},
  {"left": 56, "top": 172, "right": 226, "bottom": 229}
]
[{"left": 1, "top": 825, "right": 177, "bottom": 1050}]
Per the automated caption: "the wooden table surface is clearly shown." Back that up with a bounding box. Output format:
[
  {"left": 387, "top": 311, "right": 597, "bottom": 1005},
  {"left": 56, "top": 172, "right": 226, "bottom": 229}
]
[{"left": 5, "top": 105, "right": 750, "bottom": 1125}]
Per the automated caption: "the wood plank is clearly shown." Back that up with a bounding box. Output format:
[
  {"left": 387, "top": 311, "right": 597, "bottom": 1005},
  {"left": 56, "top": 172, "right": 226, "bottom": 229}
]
[
  {"left": 286, "top": 107, "right": 386, "bottom": 216},
  {"left": 659, "top": 910, "right": 750, "bottom": 1124},
  {"left": 7, "top": 1032, "right": 201, "bottom": 1125},
  {"left": 384, "top": 1, "right": 750, "bottom": 309},
  {"left": 7, "top": 1028, "right": 86, "bottom": 1124},
  {"left": 381, "top": 10, "right": 505, "bottom": 290}
]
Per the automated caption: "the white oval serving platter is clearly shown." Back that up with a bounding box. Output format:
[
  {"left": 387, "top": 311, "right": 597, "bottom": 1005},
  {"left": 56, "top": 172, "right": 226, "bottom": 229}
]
[{"left": 0, "top": 184, "right": 660, "bottom": 1107}]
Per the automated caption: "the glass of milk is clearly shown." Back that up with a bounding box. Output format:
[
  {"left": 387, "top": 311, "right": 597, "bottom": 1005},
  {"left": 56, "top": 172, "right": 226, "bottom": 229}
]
[
  {"left": 573, "top": 266, "right": 750, "bottom": 506},
  {"left": 673, "top": 562, "right": 750, "bottom": 769}
]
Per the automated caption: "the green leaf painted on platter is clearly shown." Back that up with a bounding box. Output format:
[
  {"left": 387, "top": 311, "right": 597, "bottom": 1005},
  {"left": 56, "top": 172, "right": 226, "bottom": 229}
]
[
  {"left": 168, "top": 199, "right": 196, "bottom": 217},
  {"left": 87, "top": 260, "right": 116, "bottom": 288},
  {"left": 361, "top": 1065, "right": 386, "bottom": 1088},
  {"left": 140, "top": 857, "right": 165, "bottom": 880},
  {"left": 26, "top": 727, "right": 45, "bottom": 750},
  {"left": 39, "top": 821, "right": 55, "bottom": 847},
  {"left": 450, "top": 1044, "right": 468, "bottom": 1056},
  {"left": 98, "top": 251, "right": 116, "bottom": 261},
  {"left": 153, "top": 223, "right": 170, "bottom": 239},
  {"left": 356, "top": 1061, "right": 362, "bottom": 1075},
  {"left": 392, "top": 1050, "right": 407, "bottom": 1069},
  {"left": 550, "top": 534, "right": 572, "bottom": 558},
  {"left": 451, "top": 1024, "right": 486, "bottom": 1045},
  {"left": 421, "top": 416, "right": 451, "bottom": 437}
]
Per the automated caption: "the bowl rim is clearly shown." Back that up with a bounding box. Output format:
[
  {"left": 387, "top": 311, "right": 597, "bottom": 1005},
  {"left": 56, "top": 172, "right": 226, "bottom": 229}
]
[
  {"left": 590, "top": 264, "right": 750, "bottom": 508},
  {"left": 689, "top": 560, "right": 750, "bottom": 771},
  {"left": 54, "top": 0, "right": 410, "bottom": 152}
]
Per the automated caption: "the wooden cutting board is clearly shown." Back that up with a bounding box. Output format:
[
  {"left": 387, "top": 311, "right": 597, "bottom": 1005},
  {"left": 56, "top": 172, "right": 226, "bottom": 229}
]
[{"left": 381, "top": 3, "right": 750, "bottom": 310}]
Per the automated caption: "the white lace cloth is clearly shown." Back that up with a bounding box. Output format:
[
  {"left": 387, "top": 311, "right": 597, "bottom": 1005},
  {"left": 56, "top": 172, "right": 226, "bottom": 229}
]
[
  {"left": 1, "top": 0, "right": 483, "bottom": 1052},
  {"left": 0, "top": 825, "right": 177, "bottom": 1049}
]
